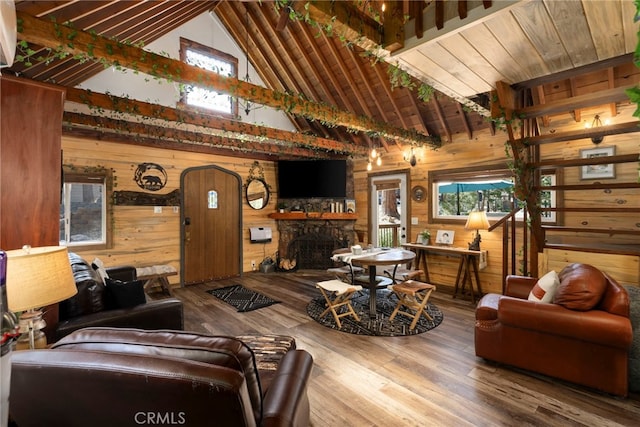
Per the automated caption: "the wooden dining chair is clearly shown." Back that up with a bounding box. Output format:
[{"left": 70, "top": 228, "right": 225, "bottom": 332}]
[
  {"left": 383, "top": 264, "right": 424, "bottom": 284},
  {"left": 327, "top": 247, "right": 364, "bottom": 284}
]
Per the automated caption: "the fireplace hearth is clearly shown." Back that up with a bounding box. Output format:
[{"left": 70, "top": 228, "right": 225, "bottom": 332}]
[{"left": 273, "top": 218, "right": 357, "bottom": 270}]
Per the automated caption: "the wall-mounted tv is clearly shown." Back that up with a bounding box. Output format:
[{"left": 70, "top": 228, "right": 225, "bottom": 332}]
[{"left": 277, "top": 159, "right": 347, "bottom": 199}]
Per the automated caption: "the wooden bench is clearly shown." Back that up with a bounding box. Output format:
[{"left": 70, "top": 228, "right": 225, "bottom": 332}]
[{"left": 136, "top": 265, "right": 177, "bottom": 296}]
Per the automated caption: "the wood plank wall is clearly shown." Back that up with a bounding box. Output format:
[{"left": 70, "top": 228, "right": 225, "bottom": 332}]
[
  {"left": 62, "top": 136, "right": 280, "bottom": 286},
  {"left": 352, "top": 116, "right": 639, "bottom": 293},
  {"left": 64, "top": 109, "right": 639, "bottom": 293}
]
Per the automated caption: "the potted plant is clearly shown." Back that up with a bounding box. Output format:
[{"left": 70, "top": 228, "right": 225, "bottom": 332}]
[
  {"left": 276, "top": 202, "right": 287, "bottom": 213},
  {"left": 418, "top": 230, "right": 431, "bottom": 245}
]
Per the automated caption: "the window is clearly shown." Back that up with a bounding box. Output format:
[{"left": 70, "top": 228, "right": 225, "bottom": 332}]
[
  {"left": 60, "top": 169, "right": 112, "bottom": 250},
  {"left": 428, "top": 164, "right": 559, "bottom": 224},
  {"left": 179, "top": 37, "right": 238, "bottom": 117}
]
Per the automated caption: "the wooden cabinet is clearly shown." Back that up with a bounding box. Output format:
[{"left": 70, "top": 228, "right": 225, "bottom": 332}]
[{"left": 1, "top": 75, "right": 65, "bottom": 250}]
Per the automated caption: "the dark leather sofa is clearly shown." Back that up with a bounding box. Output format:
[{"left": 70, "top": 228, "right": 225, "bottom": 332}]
[
  {"left": 53, "top": 253, "right": 183, "bottom": 341},
  {"left": 10, "top": 327, "right": 313, "bottom": 427},
  {"left": 475, "top": 263, "right": 632, "bottom": 396}
]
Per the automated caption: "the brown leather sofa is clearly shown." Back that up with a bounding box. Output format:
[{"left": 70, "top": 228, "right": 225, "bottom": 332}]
[
  {"left": 475, "top": 263, "right": 632, "bottom": 396},
  {"left": 53, "top": 253, "right": 184, "bottom": 341},
  {"left": 10, "top": 327, "right": 313, "bottom": 427}
]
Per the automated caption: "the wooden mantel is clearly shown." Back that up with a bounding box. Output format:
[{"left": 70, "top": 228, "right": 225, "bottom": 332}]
[{"left": 268, "top": 212, "right": 358, "bottom": 220}]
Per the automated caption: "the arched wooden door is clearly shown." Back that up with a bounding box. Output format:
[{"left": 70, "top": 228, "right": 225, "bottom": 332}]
[{"left": 181, "top": 165, "right": 242, "bottom": 285}]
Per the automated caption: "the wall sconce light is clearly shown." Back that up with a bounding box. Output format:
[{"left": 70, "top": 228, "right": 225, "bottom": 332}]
[
  {"left": 585, "top": 115, "right": 610, "bottom": 145},
  {"left": 404, "top": 146, "right": 417, "bottom": 167}
]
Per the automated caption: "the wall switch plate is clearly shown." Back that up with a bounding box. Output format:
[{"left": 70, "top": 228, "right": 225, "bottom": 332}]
[
  {"left": 411, "top": 217, "right": 418, "bottom": 225},
  {"left": 154, "top": 206, "right": 162, "bottom": 213},
  {"left": 173, "top": 206, "right": 179, "bottom": 213}
]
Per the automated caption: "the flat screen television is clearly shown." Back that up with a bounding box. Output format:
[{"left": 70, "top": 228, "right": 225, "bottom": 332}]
[{"left": 277, "top": 159, "right": 347, "bottom": 199}]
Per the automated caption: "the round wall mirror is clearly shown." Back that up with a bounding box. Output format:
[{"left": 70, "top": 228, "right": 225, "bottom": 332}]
[{"left": 246, "top": 178, "right": 269, "bottom": 210}]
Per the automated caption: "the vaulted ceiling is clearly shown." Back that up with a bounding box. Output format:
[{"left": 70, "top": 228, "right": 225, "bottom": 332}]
[{"left": 5, "top": 0, "right": 639, "bottom": 160}]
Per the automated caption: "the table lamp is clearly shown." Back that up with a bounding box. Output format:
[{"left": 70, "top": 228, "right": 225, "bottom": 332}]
[
  {"left": 5, "top": 246, "right": 77, "bottom": 350},
  {"left": 465, "top": 211, "right": 489, "bottom": 251}
]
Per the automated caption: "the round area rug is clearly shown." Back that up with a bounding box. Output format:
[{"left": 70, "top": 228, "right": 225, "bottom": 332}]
[{"left": 306, "top": 289, "right": 443, "bottom": 336}]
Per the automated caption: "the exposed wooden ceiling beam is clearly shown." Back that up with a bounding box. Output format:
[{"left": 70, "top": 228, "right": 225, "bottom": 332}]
[
  {"left": 319, "top": 31, "right": 381, "bottom": 149},
  {"left": 289, "top": 16, "right": 364, "bottom": 145},
  {"left": 220, "top": 3, "right": 310, "bottom": 134},
  {"left": 569, "top": 77, "right": 580, "bottom": 122},
  {"left": 24, "top": 1, "right": 211, "bottom": 86},
  {"left": 512, "top": 53, "right": 634, "bottom": 90},
  {"left": 63, "top": 112, "right": 329, "bottom": 159},
  {"left": 514, "top": 121, "right": 640, "bottom": 146},
  {"left": 17, "top": 11, "right": 439, "bottom": 147},
  {"left": 607, "top": 67, "right": 617, "bottom": 118},
  {"left": 405, "top": 88, "right": 430, "bottom": 136},
  {"left": 515, "top": 86, "right": 634, "bottom": 119},
  {"left": 456, "top": 103, "right": 472, "bottom": 139},
  {"left": 431, "top": 95, "right": 452, "bottom": 142},
  {"left": 296, "top": 1, "right": 384, "bottom": 52},
  {"left": 533, "top": 85, "right": 550, "bottom": 127},
  {"left": 534, "top": 153, "right": 640, "bottom": 169},
  {"left": 63, "top": 87, "right": 364, "bottom": 155},
  {"left": 244, "top": 3, "right": 320, "bottom": 130},
  {"left": 276, "top": 5, "right": 289, "bottom": 32},
  {"left": 458, "top": 1, "right": 469, "bottom": 20}
]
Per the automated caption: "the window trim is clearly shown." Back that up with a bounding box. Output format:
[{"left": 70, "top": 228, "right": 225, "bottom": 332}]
[
  {"left": 61, "top": 167, "right": 113, "bottom": 251},
  {"left": 428, "top": 163, "right": 561, "bottom": 226},
  {"left": 178, "top": 37, "right": 238, "bottom": 118},
  {"left": 428, "top": 164, "right": 513, "bottom": 225}
]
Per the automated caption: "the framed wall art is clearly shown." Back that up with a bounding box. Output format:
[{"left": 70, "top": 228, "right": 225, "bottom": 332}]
[
  {"left": 580, "top": 146, "right": 615, "bottom": 180},
  {"left": 435, "top": 230, "right": 455, "bottom": 245}
]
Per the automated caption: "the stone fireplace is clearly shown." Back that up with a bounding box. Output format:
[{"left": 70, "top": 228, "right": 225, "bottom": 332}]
[{"left": 273, "top": 217, "right": 357, "bottom": 269}]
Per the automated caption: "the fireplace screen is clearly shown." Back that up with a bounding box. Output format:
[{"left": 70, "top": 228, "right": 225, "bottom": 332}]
[{"left": 288, "top": 233, "right": 342, "bottom": 269}]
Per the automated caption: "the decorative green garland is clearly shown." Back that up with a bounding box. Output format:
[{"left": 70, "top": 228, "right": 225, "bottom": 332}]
[{"left": 273, "top": 0, "right": 435, "bottom": 102}]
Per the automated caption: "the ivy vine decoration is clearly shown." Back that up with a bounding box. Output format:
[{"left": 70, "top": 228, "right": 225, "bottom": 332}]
[
  {"left": 15, "top": 9, "right": 440, "bottom": 151},
  {"left": 273, "top": 0, "right": 436, "bottom": 103}
]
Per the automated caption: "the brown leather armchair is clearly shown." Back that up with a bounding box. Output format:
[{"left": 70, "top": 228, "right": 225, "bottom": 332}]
[
  {"left": 10, "top": 328, "right": 313, "bottom": 427},
  {"left": 475, "top": 263, "right": 632, "bottom": 396}
]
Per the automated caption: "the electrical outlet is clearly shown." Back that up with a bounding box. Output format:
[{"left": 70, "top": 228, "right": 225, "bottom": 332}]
[
  {"left": 251, "top": 260, "right": 256, "bottom": 271},
  {"left": 153, "top": 206, "right": 162, "bottom": 214},
  {"left": 411, "top": 217, "right": 419, "bottom": 225}
]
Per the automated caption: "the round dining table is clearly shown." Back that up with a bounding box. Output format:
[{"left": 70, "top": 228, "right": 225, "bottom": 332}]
[{"left": 348, "top": 249, "right": 416, "bottom": 317}]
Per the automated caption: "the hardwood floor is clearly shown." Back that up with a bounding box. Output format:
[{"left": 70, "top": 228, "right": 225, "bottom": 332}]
[{"left": 164, "top": 271, "right": 640, "bottom": 426}]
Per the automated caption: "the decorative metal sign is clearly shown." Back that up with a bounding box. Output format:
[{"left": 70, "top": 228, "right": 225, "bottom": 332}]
[{"left": 134, "top": 163, "right": 167, "bottom": 191}]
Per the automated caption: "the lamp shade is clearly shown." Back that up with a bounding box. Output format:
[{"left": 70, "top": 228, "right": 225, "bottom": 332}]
[
  {"left": 465, "top": 211, "right": 489, "bottom": 231},
  {"left": 5, "top": 246, "right": 77, "bottom": 312}
]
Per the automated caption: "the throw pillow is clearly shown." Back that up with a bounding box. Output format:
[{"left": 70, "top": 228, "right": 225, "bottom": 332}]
[
  {"left": 104, "top": 278, "right": 146, "bottom": 309},
  {"left": 553, "top": 263, "right": 607, "bottom": 311},
  {"left": 91, "top": 257, "right": 109, "bottom": 282},
  {"left": 528, "top": 270, "right": 559, "bottom": 303}
]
